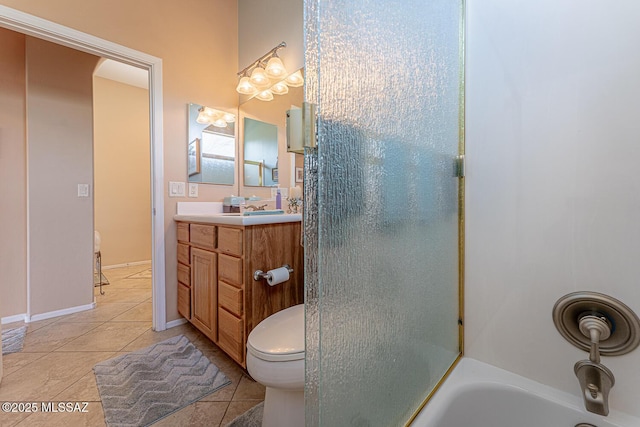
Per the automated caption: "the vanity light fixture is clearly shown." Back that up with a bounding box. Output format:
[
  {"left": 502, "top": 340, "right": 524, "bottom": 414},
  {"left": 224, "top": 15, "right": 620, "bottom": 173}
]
[
  {"left": 236, "top": 41, "right": 303, "bottom": 101},
  {"left": 249, "top": 66, "right": 270, "bottom": 87},
  {"left": 196, "top": 106, "right": 235, "bottom": 127},
  {"left": 271, "top": 81, "right": 289, "bottom": 95},
  {"left": 265, "top": 56, "right": 287, "bottom": 79},
  {"left": 284, "top": 69, "right": 304, "bottom": 87},
  {"left": 236, "top": 76, "right": 258, "bottom": 95},
  {"left": 255, "top": 89, "right": 274, "bottom": 102}
]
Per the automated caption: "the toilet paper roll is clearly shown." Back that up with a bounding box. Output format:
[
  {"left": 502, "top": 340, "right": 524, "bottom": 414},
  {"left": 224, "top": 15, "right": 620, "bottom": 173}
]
[{"left": 266, "top": 267, "right": 290, "bottom": 286}]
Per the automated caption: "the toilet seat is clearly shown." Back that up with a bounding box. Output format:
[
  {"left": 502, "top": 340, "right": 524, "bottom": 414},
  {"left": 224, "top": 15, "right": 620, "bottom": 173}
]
[{"left": 247, "top": 304, "right": 304, "bottom": 362}]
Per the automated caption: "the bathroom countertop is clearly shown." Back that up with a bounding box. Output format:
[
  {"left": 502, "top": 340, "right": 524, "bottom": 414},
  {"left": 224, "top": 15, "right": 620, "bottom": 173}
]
[{"left": 174, "top": 213, "right": 302, "bottom": 226}]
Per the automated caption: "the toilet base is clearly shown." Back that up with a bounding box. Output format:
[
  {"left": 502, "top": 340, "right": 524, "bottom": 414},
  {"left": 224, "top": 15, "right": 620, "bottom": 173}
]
[{"left": 262, "top": 386, "right": 304, "bottom": 427}]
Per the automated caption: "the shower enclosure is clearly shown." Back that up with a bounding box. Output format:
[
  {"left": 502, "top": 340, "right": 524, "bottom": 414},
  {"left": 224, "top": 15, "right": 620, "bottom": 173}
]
[{"left": 304, "top": 0, "right": 465, "bottom": 425}]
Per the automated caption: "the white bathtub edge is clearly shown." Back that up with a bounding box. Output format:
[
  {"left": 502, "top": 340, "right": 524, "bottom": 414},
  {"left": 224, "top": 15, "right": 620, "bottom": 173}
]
[{"left": 411, "top": 357, "right": 640, "bottom": 427}]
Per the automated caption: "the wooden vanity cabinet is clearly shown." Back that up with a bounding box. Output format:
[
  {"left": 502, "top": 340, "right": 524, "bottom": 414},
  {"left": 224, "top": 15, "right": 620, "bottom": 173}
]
[
  {"left": 176, "top": 220, "right": 303, "bottom": 367},
  {"left": 190, "top": 247, "right": 217, "bottom": 341}
]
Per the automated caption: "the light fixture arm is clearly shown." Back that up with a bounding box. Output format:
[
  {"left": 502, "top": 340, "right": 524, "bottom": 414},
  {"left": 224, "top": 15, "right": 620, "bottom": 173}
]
[{"left": 237, "top": 41, "right": 287, "bottom": 77}]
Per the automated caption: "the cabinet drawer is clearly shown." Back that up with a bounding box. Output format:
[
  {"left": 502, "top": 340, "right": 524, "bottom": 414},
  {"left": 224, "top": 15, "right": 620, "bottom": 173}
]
[
  {"left": 218, "top": 227, "right": 243, "bottom": 256},
  {"left": 190, "top": 224, "right": 216, "bottom": 250},
  {"left": 219, "top": 253, "right": 243, "bottom": 285},
  {"left": 218, "top": 308, "right": 243, "bottom": 361},
  {"left": 177, "top": 243, "right": 190, "bottom": 266},
  {"left": 219, "top": 281, "right": 243, "bottom": 316},
  {"left": 178, "top": 282, "right": 191, "bottom": 319},
  {"left": 177, "top": 222, "right": 190, "bottom": 242},
  {"left": 177, "top": 262, "right": 190, "bottom": 287}
]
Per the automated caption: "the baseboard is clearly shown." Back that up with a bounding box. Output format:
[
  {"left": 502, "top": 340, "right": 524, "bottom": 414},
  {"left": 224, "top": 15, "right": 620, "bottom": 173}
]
[
  {"left": 103, "top": 260, "right": 152, "bottom": 270},
  {"left": 28, "top": 302, "right": 97, "bottom": 323},
  {"left": 165, "top": 318, "right": 188, "bottom": 329},
  {"left": 1, "top": 313, "right": 28, "bottom": 325}
]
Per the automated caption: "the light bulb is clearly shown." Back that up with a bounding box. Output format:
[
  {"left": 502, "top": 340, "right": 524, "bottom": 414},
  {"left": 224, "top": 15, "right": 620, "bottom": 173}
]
[
  {"left": 250, "top": 66, "right": 270, "bottom": 87},
  {"left": 196, "top": 109, "right": 210, "bottom": 124},
  {"left": 271, "top": 81, "right": 289, "bottom": 95},
  {"left": 236, "top": 76, "right": 257, "bottom": 95},
  {"left": 256, "top": 90, "right": 274, "bottom": 101},
  {"left": 265, "top": 56, "right": 287, "bottom": 79},
  {"left": 212, "top": 118, "right": 228, "bottom": 128},
  {"left": 223, "top": 113, "right": 235, "bottom": 122},
  {"left": 285, "top": 70, "right": 304, "bottom": 87}
]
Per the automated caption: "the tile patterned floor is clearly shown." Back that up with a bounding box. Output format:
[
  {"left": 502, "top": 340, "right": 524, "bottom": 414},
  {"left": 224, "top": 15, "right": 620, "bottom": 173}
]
[{"left": 0, "top": 264, "right": 264, "bottom": 427}]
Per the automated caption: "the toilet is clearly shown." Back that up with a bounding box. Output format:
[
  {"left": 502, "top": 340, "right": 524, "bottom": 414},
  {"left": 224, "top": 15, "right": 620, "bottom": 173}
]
[{"left": 246, "top": 304, "right": 304, "bottom": 427}]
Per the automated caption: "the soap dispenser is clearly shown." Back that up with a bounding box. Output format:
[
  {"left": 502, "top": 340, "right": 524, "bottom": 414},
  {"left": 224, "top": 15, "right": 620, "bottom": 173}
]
[{"left": 275, "top": 189, "right": 282, "bottom": 209}]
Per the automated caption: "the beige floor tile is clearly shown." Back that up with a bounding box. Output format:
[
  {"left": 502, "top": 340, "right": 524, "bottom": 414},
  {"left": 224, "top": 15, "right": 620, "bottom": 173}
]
[
  {"left": 110, "top": 302, "right": 152, "bottom": 322},
  {"left": 199, "top": 363, "right": 244, "bottom": 403},
  {"left": 1, "top": 352, "right": 47, "bottom": 376},
  {"left": 55, "top": 321, "right": 151, "bottom": 352},
  {"left": 53, "top": 372, "right": 101, "bottom": 402},
  {"left": 94, "top": 288, "right": 151, "bottom": 304},
  {"left": 232, "top": 375, "right": 266, "bottom": 401},
  {"left": 13, "top": 402, "right": 105, "bottom": 427},
  {"left": 21, "top": 322, "right": 103, "bottom": 353},
  {"left": 100, "top": 264, "right": 150, "bottom": 281},
  {"left": 27, "top": 317, "right": 64, "bottom": 333},
  {"left": 59, "top": 303, "right": 137, "bottom": 323},
  {"left": 0, "top": 351, "right": 115, "bottom": 401},
  {"left": 2, "top": 321, "right": 26, "bottom": 330},
  {"left": 0, "top": 265, "right": 264, "bottom": 427},
  {"left": 119, "top": 323, "right": 200, "bottom": 352},
  {"left": 0, "top": 410, "right": 30, "bottom": 427},
  {"left": 105, "top": 279, "right": 151, "bottom": 290},
  {"left": 153, "top": 401, "right": 229, "bottom": 427},
  {"left": 220, "top": 400, "right": 263, "bottom": 426},
  {"left": 3, "top": 317, "right": 61, "bottom": 335}
]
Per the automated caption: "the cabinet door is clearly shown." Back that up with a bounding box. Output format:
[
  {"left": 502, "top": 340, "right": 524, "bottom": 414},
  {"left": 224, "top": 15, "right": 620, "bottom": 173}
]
[{"left": 191, "top": 247, "right": 217, "bottom": 340}]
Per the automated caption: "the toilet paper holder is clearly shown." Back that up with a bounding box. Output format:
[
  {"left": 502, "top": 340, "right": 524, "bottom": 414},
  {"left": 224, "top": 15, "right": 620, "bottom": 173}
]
[{"left": 253, "top": 264, "right": 294, "bottom": 281}]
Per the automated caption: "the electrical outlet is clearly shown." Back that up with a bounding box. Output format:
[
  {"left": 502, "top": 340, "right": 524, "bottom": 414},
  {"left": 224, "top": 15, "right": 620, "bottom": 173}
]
[
  {"left": 77, "top": 183, "right": 90, "bottom": 197},
  {"left": 169, "top": 181, "right": 185, "bottom": 197},
  {"left": 188, "top": 183, "right": 198, "bottom": 198}
]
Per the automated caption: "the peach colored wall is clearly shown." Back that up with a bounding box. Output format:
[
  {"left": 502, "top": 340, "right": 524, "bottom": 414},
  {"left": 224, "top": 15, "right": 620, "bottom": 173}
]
[
  {"left": 0, "top": 28, "right": 26, "bottom": 318},
  {"left": 26, "top": 37, "right": 100, "bottom": 316},
  {"left": 93, "top": 76, "right": 151, "bottom": 267},
  {"left": 0, "top": 0, "right": 239, "bottom": 321}
]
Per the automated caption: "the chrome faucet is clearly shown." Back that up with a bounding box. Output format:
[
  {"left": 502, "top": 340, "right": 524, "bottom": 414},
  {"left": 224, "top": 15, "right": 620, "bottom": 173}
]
[
  {"left": 575, "top": 359, "right": 615, "bottom": 416},
  {"left": 244, "top": 204, "right": 267, "bottom": 211},
  {"left": 574, "top": 314, "right": 615, "bottom": 416},
  {"left": 554, "top": 292, "right": 640, "bottom": 418}
]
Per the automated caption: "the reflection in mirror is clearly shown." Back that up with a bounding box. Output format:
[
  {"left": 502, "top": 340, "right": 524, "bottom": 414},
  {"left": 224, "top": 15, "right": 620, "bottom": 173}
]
[
  {"left": 239, "top": 70, "right": 304, "bottom": 194},
  {"left": 187, "top": 103, "right": 235, "bottom": 185},
  {"left": 243, "top": 117, "right": 278, "bottom": 187}
]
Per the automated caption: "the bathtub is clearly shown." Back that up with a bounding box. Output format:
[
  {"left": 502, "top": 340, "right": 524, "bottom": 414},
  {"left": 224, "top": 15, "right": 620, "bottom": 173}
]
[{"left": 411, "top": 358, "right": 640, "bottom": 427}]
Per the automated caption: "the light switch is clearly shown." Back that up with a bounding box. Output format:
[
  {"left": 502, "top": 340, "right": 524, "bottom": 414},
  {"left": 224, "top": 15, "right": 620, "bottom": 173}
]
[
  {"left": 78, "top": 184, "right": 90, "bottom": 197},
  {"left": 188, "top": 183, "right": 198, "bottom": 198},
  {"left": 169, "top": 181, "right": 185, "bottom": 197}
]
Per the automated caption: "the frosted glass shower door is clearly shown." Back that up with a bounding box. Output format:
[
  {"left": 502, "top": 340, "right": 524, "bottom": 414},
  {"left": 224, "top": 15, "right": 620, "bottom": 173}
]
[{"left": 304, "top": 0, "right": 464, "bottom": 426}]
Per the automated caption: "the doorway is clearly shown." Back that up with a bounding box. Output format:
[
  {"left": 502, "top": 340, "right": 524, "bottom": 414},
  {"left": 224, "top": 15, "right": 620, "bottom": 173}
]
[
  {"left": 93, "top": 59, "right": 152, "bottom": 315},
  {"left": 0, "top": 6, "right": 167, "bottom": 331}
]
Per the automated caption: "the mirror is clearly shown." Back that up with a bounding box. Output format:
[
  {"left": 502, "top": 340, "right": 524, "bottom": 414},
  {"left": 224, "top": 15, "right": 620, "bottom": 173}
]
[
  {"left": 243, "top": 117, "right": 278, "bottom": 186},
  {"left": 187, "top": 103, "right": 236, "bottom": 185},
  {"left": 239, "top": 70, "right": 304, "bottom": 193}
]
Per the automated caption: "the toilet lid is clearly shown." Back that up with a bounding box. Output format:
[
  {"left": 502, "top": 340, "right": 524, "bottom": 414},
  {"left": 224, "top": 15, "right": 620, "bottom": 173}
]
[{"left": 247, "top": 304, "right": 304, "bottom": 362}]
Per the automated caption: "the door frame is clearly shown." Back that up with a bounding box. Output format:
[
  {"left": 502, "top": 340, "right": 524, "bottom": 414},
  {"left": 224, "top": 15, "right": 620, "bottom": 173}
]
[{"left": 0, "top": 5, "right": 167, "bottom": 331}]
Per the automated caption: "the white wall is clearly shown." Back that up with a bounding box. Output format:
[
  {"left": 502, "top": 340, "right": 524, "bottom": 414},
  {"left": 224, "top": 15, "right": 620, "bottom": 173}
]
[
  {"left": 466, "top": 0, "right": 640, "bottom": 417},
  {"left": 238, "top": 0, "right": 303, "bottom": 73}
]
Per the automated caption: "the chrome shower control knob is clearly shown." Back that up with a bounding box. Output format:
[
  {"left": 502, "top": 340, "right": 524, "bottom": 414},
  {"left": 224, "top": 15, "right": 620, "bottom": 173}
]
[{"left": 578, "top": 314, "right": 611, "bottom": 342}]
